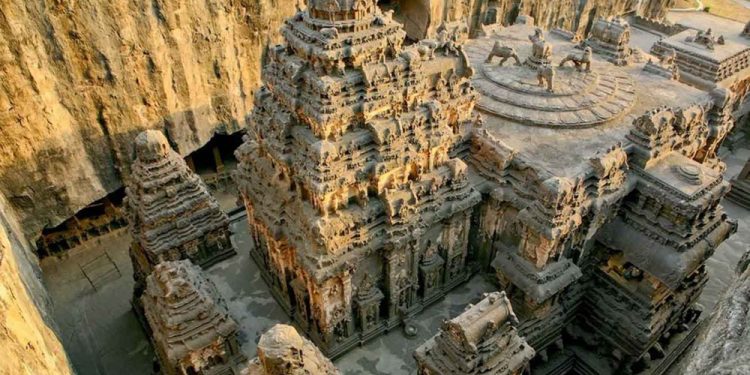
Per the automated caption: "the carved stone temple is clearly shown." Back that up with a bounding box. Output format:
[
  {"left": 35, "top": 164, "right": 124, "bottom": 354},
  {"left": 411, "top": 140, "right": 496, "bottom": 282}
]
[
  {"left": 126, "top": 130, "right": 235, "bottom": 314},
  {"left": 583, "top": 17, "right": 634, "bottom": 66},
  {"left": 650, "top": 25, "right": 750, "bottom": 138},
  {"left": 245, "top": 324, "right": 341, "bottom": 375},
  {"left": 464, "top": 23, "right": 737, "bottom": 374},
  {"left": 141, "top": 261, "right": 245, "bottom": 375},
  {"left": 235, "top": 5, "right": 740, "bottom": 374},
  {"left": 414, "top": 291, "right": 535, "bottom": 375},
  {"left": 234, "top": 0, "right": 479, "bottom": 356}
]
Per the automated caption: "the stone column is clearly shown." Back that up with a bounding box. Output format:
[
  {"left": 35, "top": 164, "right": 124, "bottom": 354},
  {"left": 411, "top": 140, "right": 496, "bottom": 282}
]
[{"left": 212, "top": 145, "right": 225, "bottom": 174}]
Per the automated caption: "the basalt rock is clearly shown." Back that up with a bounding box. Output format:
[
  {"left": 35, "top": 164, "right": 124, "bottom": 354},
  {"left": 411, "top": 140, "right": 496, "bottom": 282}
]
[
  {"left": 683, "top": 249, "right": 750, "bottom": 375},
  {"left": 0, "top": 193, "right": 73, "bottom": 375},
  {"left": 0, "top": 0, "right": 298, "bottom": 240}
]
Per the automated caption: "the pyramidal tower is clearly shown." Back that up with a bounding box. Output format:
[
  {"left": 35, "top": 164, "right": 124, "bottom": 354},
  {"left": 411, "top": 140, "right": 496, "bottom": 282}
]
[
  {"left": 141, "top": 261, "right": 244, "bottom": 375},
  {"left": 235, "top": 0, "right": 480, "bottom": 356},
  {"left": 126, "top": 130, "right": 235, "bottom": 309}
]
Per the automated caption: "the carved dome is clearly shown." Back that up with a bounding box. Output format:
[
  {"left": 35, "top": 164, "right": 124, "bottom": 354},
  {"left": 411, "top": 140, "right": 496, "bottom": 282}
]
[{"left": 134, "top": 130, "right": 170, "bottom": 162}]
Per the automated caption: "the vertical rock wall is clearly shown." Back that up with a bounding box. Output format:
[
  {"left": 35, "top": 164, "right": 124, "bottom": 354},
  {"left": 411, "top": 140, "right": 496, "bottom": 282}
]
[
  {"left": 495, "top": 0, "right": 674, "bottom": 34},
  {"left": 682, "top": 251, "right": 750, "bottom": 375},
  {"left": 0, "top": 0, "right": 297, "bottom": 239},
  {"left": 0, "top": 193, "right": 73, "bottom": 375}
]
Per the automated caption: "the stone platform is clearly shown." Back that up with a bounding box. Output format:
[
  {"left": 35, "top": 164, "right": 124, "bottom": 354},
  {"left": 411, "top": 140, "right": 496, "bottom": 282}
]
[{"left": 467, "top": 44, "right": 637, "bottom": 128}]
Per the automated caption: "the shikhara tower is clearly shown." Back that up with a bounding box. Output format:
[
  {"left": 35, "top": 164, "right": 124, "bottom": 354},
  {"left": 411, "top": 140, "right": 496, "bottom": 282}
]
[
  {"left": 235, "top": 0, "right": 479, "bottom": 355},
  {"left": 126, "top": 130, "right": 235, "bottom": 317}
]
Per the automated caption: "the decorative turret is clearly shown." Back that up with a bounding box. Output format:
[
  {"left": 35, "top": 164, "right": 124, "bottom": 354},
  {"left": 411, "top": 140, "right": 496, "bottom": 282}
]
[
  {"left": 142, "top": 261, "right": 245, "bottom": 375},
  {"left": 126, "top": 130, "right": 235, "bottom": 314}
]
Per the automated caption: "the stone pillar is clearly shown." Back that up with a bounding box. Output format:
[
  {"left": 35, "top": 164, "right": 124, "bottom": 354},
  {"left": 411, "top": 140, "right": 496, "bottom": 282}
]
[
  {"left": 212, "top": 145, "right": 225, "bottom": 174},
  {"left": 185, "top": 155, "right": 196, "bottom": 172}
]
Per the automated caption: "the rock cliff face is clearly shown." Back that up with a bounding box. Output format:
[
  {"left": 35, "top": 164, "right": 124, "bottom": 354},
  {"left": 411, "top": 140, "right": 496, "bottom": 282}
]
[
  {"left": 488, "top": 0, "right": 674, "bottom": 34},
  {"left": 0, "top": 193, "right": 73, "bottom": 375},
  {"left": 683, "top": 250, "right": 750, "bottom": 375},
  {"left": 389, "top": 0, "right": 674, "bottom": 40},
  {"left": 0, "top": 0, "right": 297, "bottom": 239}
]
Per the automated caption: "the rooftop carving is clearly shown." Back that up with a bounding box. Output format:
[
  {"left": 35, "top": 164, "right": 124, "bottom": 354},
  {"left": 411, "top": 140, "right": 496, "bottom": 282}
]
[
  {"left": 414, "top": 292, "right": 535, "bottom": 375},
  {"left": 467, "top": 26, "right": 636, "bottom": 128}
]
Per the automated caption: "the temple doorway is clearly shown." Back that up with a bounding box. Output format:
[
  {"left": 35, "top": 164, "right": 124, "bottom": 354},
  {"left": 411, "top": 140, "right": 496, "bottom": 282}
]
[
  {"left": 185, "top": 131, "right": 245, "bottom": 211},
  {"left": 35, "top": 188, "right": 127, "bottom": 258}
]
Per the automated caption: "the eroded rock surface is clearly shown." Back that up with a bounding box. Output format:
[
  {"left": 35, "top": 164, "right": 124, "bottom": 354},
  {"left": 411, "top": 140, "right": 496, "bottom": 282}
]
[
  {"left": 0, "top": 194, "right": 73, "bottom": 375},
  {"left": 0, "top": 0, "right": 297, "bottom": 239},
  {"left": 683, "top": 250, "right": 750, "bottom": 375}
]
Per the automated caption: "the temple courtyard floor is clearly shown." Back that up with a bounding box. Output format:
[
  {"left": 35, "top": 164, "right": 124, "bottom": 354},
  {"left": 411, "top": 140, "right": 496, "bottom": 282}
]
[
  {"left": 42, "top": 145, "right": 750, "bottom": 375},
  {"left": 41, "top": 205, "right": 498, "bottom": 375}
]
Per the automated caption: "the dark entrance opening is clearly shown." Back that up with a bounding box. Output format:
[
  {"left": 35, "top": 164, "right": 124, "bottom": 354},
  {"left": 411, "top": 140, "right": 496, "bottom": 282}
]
[
  {"left": 185, "top": 131, "right": 246, "bottom": 211},
  {"left": 35, "top": 188, "right": 127, "bottom": 258}
]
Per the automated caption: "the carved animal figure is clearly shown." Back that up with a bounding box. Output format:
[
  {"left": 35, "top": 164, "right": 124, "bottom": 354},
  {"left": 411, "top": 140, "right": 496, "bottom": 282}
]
[
  {"left": 485, "top": 42, "right": 521, "bottom": 66},
  {"left": 529, "top": 27, "right": 544, "bottom": 43},
  {"left": 320, "top": 27, "right": 339, "bottom": 39},
  {"left": 559, "top": 47, "right": 592, "bottom": 72},
  {"left": 537, "top": 64, "right": 555, "bottom": 93},
  {"left": 529, "top": 28, "right": 552, "bottom": 62}
]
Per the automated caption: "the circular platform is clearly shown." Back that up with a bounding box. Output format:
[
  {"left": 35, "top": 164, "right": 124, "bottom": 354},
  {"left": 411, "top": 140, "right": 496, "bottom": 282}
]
[{"left": 465, "top": 41, "right": 637, "bottom": 128}]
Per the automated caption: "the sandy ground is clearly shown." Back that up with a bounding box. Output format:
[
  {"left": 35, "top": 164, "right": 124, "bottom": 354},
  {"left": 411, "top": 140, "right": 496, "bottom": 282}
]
[{"left": 41, "top": 144, "right": 750, "bottom": 374}]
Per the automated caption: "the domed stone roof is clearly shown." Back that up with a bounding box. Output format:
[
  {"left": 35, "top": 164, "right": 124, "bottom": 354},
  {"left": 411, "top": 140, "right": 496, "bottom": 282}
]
[{"left": 134, "top": 130, "right": 171, "bottom": 162}]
